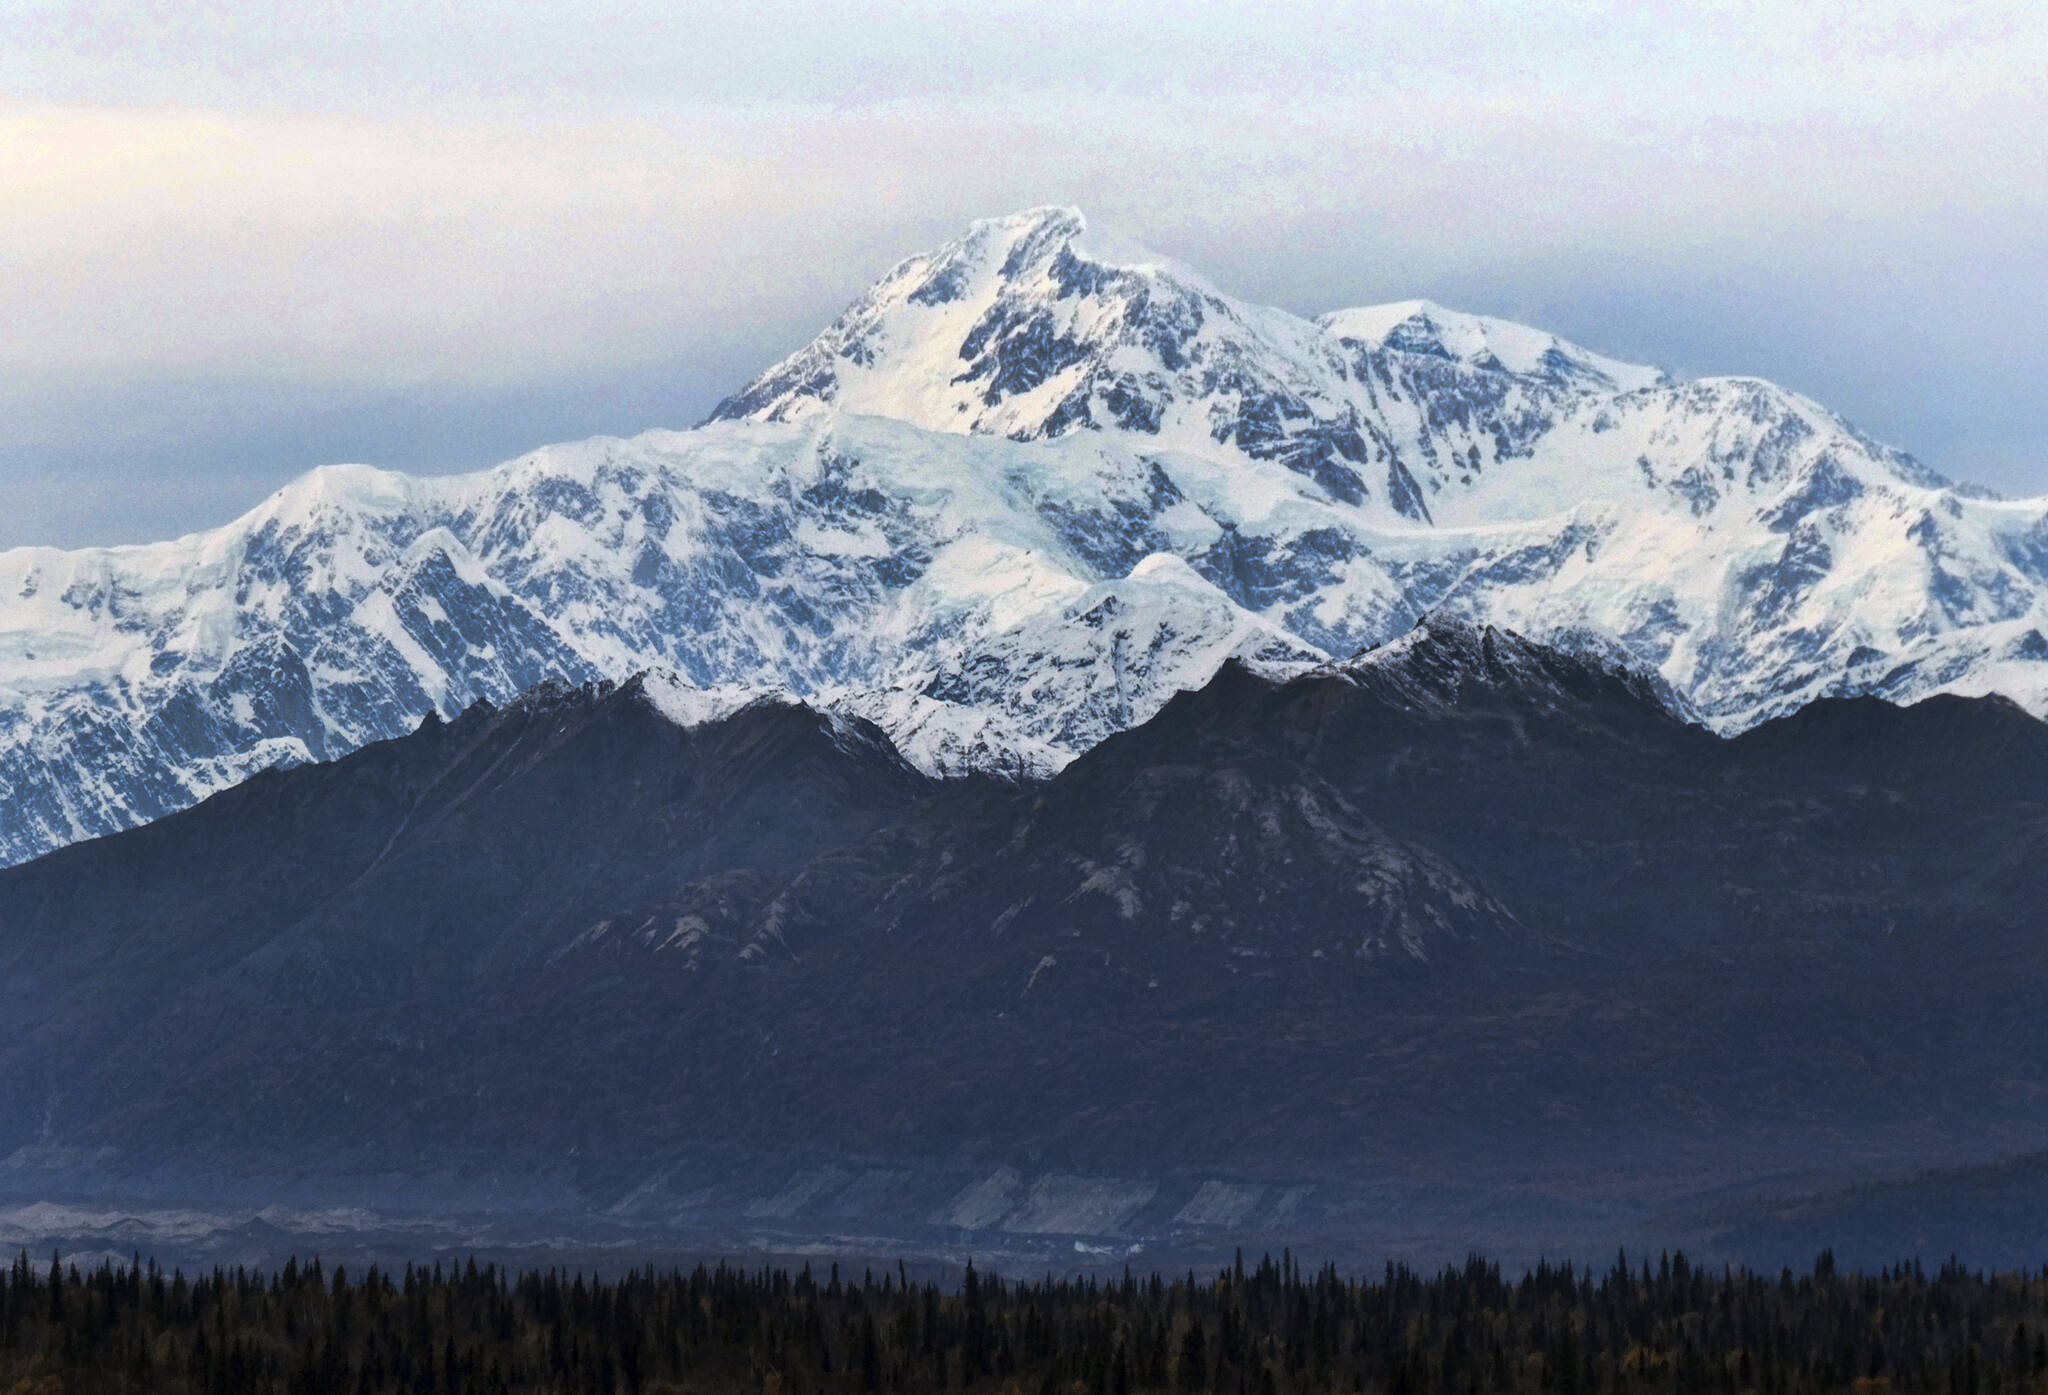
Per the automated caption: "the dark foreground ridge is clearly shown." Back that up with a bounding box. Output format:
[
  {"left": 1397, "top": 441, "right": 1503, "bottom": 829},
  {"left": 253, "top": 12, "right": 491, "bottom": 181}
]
[
  {"left": 6, "top": 620, "right": 2048, "bottom": 1267},
  {"left": 6, "top": 1248, "right": 2048, "bottom": 1395}
]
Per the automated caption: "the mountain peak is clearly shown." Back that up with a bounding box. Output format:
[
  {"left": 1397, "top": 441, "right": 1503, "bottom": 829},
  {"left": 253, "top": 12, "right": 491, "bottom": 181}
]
[
  {"left": 981, "top": 203, "right": 1084, "bottom": 234},
  {"left": 977, "top": 202, "right": 1086, "bottom": 256},
  {"left": 250, "top": 461, "right": 426, "bottom": 527},
  {"left": 1316, "top": 299, "right": 1667, "bottom": 392},
  {"left": 703, "top": 204, "right": 1200, "bottom": 436},
  {"left": 707, "top": 207, "right": 1679, "bottom": 518},
  {"left": 8, "top": 210, "right": 2048, "bottom": 874},
  {"left": 884, "top": 205, "right": 1089, "bottom": 308}
]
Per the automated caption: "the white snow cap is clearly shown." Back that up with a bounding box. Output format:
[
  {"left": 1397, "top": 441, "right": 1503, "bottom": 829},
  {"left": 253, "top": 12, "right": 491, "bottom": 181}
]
[
  {"left": 2, "top": 206, "right": 2042, "bottom": 876},
  {"left": 1317, "top": 299, "right": 1667, "bottom": 392}
]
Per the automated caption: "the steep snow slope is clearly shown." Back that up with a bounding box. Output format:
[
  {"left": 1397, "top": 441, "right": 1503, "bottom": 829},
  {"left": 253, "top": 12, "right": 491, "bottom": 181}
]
[
  {"left": 3, "top": 206, "right": 2047, "bottom": 866},
  {"left": 712, "top": 207, "right": 2048, "bottom": 724},
  {"left": 0, "top": 417, "right": 1319, "bottom": 865}
]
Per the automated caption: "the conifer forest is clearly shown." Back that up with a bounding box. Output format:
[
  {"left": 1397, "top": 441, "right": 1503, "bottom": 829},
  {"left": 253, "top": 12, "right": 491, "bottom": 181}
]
[{"left": 5, "top": 1248, "right": 2048, "bottom": 1395}]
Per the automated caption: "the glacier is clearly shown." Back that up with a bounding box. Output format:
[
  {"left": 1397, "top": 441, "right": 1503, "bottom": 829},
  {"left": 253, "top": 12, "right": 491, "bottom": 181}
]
[{"left": 4, "top": 204, "right": 2047, "bottom": 867}]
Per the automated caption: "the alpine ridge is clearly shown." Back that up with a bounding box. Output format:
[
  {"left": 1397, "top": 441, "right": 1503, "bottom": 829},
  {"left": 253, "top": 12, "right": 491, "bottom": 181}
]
[
  {"left": 7, "top": 620, "right": 2048, "bottom": 1267},
  {"left": 6, "top": 206, "right": 2048, "bottom": 866}
]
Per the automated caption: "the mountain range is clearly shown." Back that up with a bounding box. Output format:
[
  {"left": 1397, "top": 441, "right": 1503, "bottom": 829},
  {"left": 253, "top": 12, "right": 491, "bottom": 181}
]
[
  {"left": 7, "top": 206, "right": 2048, "bottom": 867},
  {"left": 7, "top": 206, "right": 2048, "bottom": 1269},
  {"left": 5, "top": 617, "right": 2048, "bottom": 1267}
]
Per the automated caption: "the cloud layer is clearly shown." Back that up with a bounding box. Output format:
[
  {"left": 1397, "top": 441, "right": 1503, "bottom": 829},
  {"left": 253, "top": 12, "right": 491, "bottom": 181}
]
[{"left": 4, "top": 0, "right": 2045, "bottom": 545}]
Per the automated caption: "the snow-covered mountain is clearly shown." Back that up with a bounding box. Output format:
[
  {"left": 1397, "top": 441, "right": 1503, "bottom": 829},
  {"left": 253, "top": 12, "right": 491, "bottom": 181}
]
[
  {"left": 4, "top": 205, "right": 2047, "bottom": 867},
  {"left": 709, "top": 207, "right": 2048, "bottom": 719}
]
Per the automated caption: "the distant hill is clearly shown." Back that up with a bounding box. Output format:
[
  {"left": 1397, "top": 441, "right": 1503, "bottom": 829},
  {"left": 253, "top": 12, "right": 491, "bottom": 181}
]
[{"left": 5, "top": 621, "right": 2048, "bottom": 1267}]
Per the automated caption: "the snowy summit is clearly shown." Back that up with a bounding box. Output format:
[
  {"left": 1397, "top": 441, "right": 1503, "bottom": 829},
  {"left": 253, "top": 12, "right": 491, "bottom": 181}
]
[{"left": 3, "top": 207, "right": 2047, "bottom": 865}]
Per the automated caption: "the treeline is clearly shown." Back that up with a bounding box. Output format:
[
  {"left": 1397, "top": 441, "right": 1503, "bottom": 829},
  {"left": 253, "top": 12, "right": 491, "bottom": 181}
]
[{"left": 5, "top": 1247, "right": 2048, "bottom": 1395}]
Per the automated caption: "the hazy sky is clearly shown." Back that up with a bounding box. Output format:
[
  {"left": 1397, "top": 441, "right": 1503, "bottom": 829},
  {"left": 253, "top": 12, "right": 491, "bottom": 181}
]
[{"left": 4, "top": 0, "right": 2045, "bottom": 547}]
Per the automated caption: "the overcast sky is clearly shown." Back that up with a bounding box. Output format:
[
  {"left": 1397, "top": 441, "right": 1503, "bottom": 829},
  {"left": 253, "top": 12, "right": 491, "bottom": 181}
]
[{"left": 4, "top": 0, "right": 2045, "bottom": 547}]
